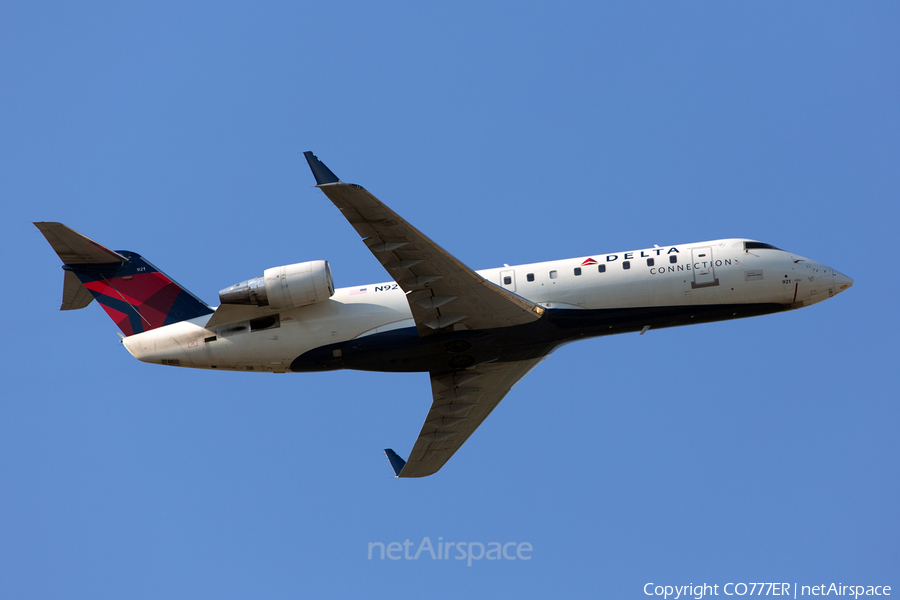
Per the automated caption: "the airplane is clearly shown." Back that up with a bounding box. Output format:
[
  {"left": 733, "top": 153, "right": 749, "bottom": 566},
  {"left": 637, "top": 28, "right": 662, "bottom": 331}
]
[{"left": 35, "top": 152, "right": 853, "bottom": 478}]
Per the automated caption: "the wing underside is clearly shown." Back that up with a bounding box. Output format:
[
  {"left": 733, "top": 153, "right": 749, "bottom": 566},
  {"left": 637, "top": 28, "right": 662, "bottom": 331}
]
[
  {"left": 386, "top": 358, "right": 545, "bottom": 478},
  {"left": 35, "top": 221, "right": 128, "bottom": 311}
]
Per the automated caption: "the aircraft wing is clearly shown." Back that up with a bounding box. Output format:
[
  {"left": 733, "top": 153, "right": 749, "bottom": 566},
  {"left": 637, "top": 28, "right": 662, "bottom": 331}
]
[
  {"left": 304, "top": 152, "right": 544, "bottom": 336},
  {"left": 384, "top": 357, "right": 545, "bottom": 478}
]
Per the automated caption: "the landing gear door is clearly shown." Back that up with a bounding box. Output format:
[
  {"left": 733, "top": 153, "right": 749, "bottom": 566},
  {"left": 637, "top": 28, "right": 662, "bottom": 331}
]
[
  {"left": 500, "top": 269, "right": 516, "bottom": 293},
  {"left": 691, "top": 247, "right": 718, "bottom": 288}
]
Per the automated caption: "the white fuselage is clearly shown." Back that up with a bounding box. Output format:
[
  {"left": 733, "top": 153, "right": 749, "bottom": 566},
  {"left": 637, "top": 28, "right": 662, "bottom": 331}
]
[{"left": 122, "top": 239, "right": 851, "bottom": 372}]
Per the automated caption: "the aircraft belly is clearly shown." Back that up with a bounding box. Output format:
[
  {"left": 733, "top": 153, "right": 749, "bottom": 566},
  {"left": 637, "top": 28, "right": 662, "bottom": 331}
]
[
  {"left": 289, "top": 302, "right": 788, "bottom": 374},
  {"left": 124, "top": 294, "right": 413, "bottom": 372},
  {"left": 203, "top": 297, "right": 411, "bottom": 371},
  {"left": 123, "top": 319, "right": 205, "bottom": 368}
]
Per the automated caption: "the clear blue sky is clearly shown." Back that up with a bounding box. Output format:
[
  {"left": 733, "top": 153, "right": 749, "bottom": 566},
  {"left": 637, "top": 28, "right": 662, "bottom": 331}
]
[{"left": 2, "top": 2, "right": 897, "bottom": 598}]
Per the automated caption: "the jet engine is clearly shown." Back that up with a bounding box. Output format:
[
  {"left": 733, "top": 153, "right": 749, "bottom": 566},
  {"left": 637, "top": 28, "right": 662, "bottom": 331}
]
[{"left": 218, "top": 260, "right": 334, "bottom": 310}]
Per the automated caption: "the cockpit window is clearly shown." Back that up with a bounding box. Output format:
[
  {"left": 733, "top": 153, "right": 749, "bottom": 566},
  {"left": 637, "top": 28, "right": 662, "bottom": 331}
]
[{"left": 744, "top": 242, "right": 782, "bottom": 251}]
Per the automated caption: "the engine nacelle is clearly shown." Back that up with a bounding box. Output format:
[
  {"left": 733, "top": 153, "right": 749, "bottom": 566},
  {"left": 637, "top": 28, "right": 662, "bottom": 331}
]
[{"left": 219, "top": 260, "right": 334, "bottom": 310}]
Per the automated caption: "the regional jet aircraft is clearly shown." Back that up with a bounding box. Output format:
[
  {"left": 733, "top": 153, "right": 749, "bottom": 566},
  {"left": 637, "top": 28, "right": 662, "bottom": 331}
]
[{"left": 35, "top": 152, "right": 853, "bottom": 477}]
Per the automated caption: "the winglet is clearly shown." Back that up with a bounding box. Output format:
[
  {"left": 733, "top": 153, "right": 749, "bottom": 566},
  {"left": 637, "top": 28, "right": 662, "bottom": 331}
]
[
  {"left": 303, "top": 151, "right": 340, "bottom": 185},
  {"left": 383, "top": 449, "right": 407, "bottom": 477}
]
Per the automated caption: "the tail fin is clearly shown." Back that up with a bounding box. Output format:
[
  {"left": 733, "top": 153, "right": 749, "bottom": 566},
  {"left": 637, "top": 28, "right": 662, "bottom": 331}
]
[{"left": 35, "top": 222, "right": 213, "bottom": 336}]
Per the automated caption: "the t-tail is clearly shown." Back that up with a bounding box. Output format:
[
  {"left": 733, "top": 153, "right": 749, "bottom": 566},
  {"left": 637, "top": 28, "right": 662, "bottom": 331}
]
[{"left": 35, "top": 222, "right": 213, "bottom": 336}]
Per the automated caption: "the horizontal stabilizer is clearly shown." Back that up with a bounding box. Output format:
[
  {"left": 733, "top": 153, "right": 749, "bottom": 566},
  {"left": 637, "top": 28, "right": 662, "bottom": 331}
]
[
  {"left": 36, "top": 222, "right": 212, "bottom": 335},
  {"left": 34, "top": 221, "right": 127, "bottom": 265},
  {"left": 383, "top": 449, "right": 407, "bottom": 477},
  {"left": 61, "top": 269, "right": 94, "bottom": 311}
]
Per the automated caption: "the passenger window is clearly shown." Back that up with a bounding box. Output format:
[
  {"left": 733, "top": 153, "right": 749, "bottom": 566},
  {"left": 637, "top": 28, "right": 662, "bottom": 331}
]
[
  {"left": 623, "top": 261, "right": 631, "bottom": 270},
  {"left": 669, "top": 255, "right": 677, "bottom": 264},
  {"left": 646, "top": 258, "right": 654, "bottom": 267},
  {"left": 503, "top": 276, "right": 512, "bottom": 285},
  {"left": 598, "top": 264, "right": 606, "bottom": 273},
  {"left": 574, "top": 267, "right": 582, "bottom": 276},
  {"left": 526, "top": 273, "right": 534, "bottom": 282},
  {"left": 550, "top": 270, "right": 558, "bottom": 279}
]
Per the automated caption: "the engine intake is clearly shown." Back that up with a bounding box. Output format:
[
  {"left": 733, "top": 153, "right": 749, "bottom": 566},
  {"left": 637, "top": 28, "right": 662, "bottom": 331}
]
[{"left": 219, "top": 260, "right": 334, "bottom": 310}]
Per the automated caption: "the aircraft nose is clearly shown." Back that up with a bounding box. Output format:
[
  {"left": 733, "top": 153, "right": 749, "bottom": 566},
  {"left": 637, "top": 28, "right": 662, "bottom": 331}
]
[{"left": 833, "top": 269, "right": 853, "bottom": 294}]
